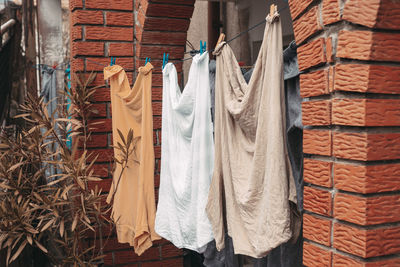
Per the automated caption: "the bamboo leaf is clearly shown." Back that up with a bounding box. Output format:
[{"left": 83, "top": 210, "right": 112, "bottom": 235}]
[
  {"left": 34, "top": 240, "right": 48, "bottom": 253},
  {"left": 26, "top": 235, "right": 32, "bottom": 245},
  {"left": 117, "top": 129, "right": 126, "bottom": 145},
  {"left": 9, "top": 239, "right": 27, "bottom": 263},
  {"left": 71, "top": 213, "right": 79, "bottom": 232},
  {"left": 60, "top": 219, "right": 65, "bottom": 237}
]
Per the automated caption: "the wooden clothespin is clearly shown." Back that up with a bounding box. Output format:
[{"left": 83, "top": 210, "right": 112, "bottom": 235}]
[
  {"left": 215, "top": 33, "right": 225, "bottom": 50},
  {"left": 270, "top": 4, "right": 277, "bottom": 17}
]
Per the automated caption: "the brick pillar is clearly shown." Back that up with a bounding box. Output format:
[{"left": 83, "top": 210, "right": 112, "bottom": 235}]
[
  {"left": 69, "top": 0, "right": 194, "bottom": 266},
  {"left": 289, "top": 0, "right": 400, "bottom": 266}
]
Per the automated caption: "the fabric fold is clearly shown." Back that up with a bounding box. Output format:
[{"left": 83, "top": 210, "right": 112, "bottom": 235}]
[
  {"left": 104, "top": 63, "right": 160, "bottom": 256},
  {"left": 155, "top": 52, "right": 215, "bottom": 252},
  {"left": 206, "top": 13, "right": 298, "bottom": 258}
]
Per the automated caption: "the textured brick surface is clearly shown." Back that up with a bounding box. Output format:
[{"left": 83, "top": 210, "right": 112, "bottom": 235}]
[
  {"left": 334, "top": 193, "right": 400, "bottom": 225},
  {"left": 72, "top": 10, "right": 103, "bottom": 25},
  {"left": 143, "top": 17, "right": 191, "bottom": 32},
  {"left": 86, "top": 26, "right": 134, "bottom": 41},
  {"left": 343, "top": 0, "right": 400, "bottom": 30},
  {"left": 325, "top": 37, "right": 333, "bottom": 62},
  {"left": 106, "top": 12, "right": 134, "bottom": 26},
  {"left": 109, "top": 43, "right": 134, "bottom": 56},
  {"left": 288, "top": 0, "right": 314, "bottom": 20},
  {"left": 337, "top": 31, "right": 400, "bottom": 62},
  {"left": 333, "top": 132, "right": 400, "bottom": 161},
  {"left": 322, "top": 0, "right": 341, "bottom": 25},
  {"left": 303, "top": 242, "right": 332, "bottom": 267},
  {"left": 332, "top": 99, "right": 400, "bottom": 126},
  {"left": 334, "top": 223, "right": 400, "bottom": 258},
  {"left": 303, "top": 130, "right": 332, "bottom": 156},
  {"left": 334, "top": 253, "right": 400, "bottom": 267},
  {"left": 303, "top": 158, "right": 332, "bottom": 188},
  {"left": 302, "top": 100, "right": 331, "bottom": 126},
  {"left": 298, "top": 38, "right": 326, "bottom": 71},
  {"left": 300, "top": 69, "right": 329, "bottom": 97},
  {"left": 72, "top": 42, "right": 104, "bottom": 57},
  {"left": 304, "top": 186, "right": 332, "bottom": 216},
  {"left": 85, "top": 0, "right": 133, "bottom": 10},
  {"left": 334, "top": 163, "right": 400, "bottom": 194},
  {"left": 303, "top": 214, "right": 332, "bottom": 246},
  {"left": 71, "top": 26, "right": 82, "bottom": 41},
  {"left": 146, "top": 4, "right": 194, "bottom": 19},
  {"left": 293, "top": 6, "right": 322, "bottom": 45},
  {"left": 334, "top": 64, "right": 400, "bottom": 94}
]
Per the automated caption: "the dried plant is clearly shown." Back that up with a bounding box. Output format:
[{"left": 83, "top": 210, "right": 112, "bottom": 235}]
[{"left": 0, "top": 73, "right": 131, "bottom": 266}]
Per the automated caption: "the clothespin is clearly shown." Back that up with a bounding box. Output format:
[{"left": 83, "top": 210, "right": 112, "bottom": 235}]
[
  {"left": 162, "top": 53, "right": 169, "bottom": 69},
  {"left": 200, "top": 40, "right": 207, "bottom": 55},
  {"left": 145, "top": 57, "right": 151, "bottom": 65},
  {"left": 110, "top": 57, "right": 116, "bottom": 66},
  {"left": 270, "top": 4, "right": 277, "bottom": 17},
  {"left": 215, "top": 33, "right": 225, "bottom": 50}
]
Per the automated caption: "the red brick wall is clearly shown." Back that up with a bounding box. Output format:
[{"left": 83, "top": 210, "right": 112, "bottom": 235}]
[
  {"left": 70, "top": 0, "right": 194, "bottom": 266},
  {"left": 289, "top": 0, "right": 400, "bottom": 266}
]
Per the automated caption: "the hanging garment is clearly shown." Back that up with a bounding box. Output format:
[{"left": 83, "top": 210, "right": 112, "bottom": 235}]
[
  {"left": 206, "top": 12, "right": 298, "bottom": 258},
  {"left": 155, "top": 52, "right": 215, "bottom": 252},
  {"left": 203, "top": 41, "right": 303, "bottom": 267},
  {"left": 40, "top": 65, "right": 60, "bottom": 182},
  {"left": 104, "top": 63, "right": 160, "bottom": 256}
]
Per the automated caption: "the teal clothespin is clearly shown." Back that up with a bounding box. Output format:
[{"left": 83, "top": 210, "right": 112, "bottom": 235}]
[
  {"left": 145, "top": 57, "right": 151, "bottom": 65},
  {"left": 200, "top": 40, "right": 206, "bottom": 55},
  {"left": 110, "top": 57, "right": 116, "bottom": 66},
  {"left": 162, "top": 53, "right": 169, "bottom": 69}
]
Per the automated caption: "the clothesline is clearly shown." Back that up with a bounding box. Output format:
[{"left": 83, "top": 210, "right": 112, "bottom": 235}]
[
  {"left": 181, "top": 5, "right": 289, "bottom": 62},
  {"left": 85, "top": 5, "right": 289, "bottom": 67}
]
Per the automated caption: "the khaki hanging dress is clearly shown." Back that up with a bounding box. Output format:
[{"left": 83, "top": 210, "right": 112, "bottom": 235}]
[
  {"left": 206, "top": 13, "right": 298, "bottom": 258},
  {"left": 104, "top": 63, "right": 160, "bottom": 256}
]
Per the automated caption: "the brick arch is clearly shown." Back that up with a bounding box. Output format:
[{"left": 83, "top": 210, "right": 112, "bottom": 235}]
[{"left": 70, "top": 0, "right": 195, "bottom": 266}]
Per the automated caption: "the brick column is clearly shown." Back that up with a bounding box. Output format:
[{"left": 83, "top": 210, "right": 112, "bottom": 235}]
[
  {"left": 289, "top": 0, "right": 400, "bottom": 266},
  {"left": 69, "top": 0, "right": 194, "bottom": 266}
]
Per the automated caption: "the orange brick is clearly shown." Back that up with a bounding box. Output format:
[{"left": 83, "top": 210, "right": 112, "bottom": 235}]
[
  {"left": 298, "top": 38, "right": 326, "bottom": 71},
  {"left": 106, "top": 12, "right": 134, "bottom": 26},
  {"left": 304, "top": 186, "right": 332, "bottom": 216},
  {"left": 293, "top": 6, "right": 322, "bottom": 45},
  {"left": 333, "top": 132, "right": 400, "bottom": 161},
  {"left": 334, "top": 64, "right": 400, "bottom": 94},
  {"left": 334, "top": 163, "right": 400, "bottom": 194},
  {"left": 334, "top": 223, "right": 400, "bottom": 258},
  {"left": 334, "top": 253, "right": 400, "bottom": 267},
  {"left": 303, "top": 214, "right": 332, "bottom": 246},
  {"left": 334, "top": 193, "right": 400, "bottom": 225},
  {"left": 337, "top": 31, "right": 400, "bottom": 62},
  {"left": 343, "top": 0, "right": 400, "bottom": 30},
  {"left": 303, "top": 242, "right": 332, "bottom": 267},
  {"left": 288, "top": 0, "right": 314, "bottom": 20},
  {"left": 302, "top": 100, "right": 331, "bottom": 126},
  {"left": 86, "top": 26, "right": 133, "bottom": 41},
  {"left": 332, "top": 99, "right": 400, "bottom": 126},
  {"left": 300, "top": 69, "right": 329, "bottom": 97},
  {"left": 304, "top": 158, "right": 332, "bottom": 187},
  {"left": 71, "top": 10, "right": 103, "bottom": 25},
  {"left": 85, "top": 0, "right": 133, "bottom": 11},
  {"left": 303, "top": 129, "right": 332, "bottom": 156},
  {"left": 322, "top": 0, "right": 341, "bottom": 25}
]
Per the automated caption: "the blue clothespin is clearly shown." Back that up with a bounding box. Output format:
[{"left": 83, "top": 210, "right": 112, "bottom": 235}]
[
  {"left": 145, "top": 57, "right": 151, "bottom": 65},
  {"left": 162, "top": 53, "right": 169, "bottom": 69},
  {"left": 200, "top": 40, "right": 206, "bottom": 55},
  {"left": 110, "top": 57, "right": 116, "bottom": 66}
]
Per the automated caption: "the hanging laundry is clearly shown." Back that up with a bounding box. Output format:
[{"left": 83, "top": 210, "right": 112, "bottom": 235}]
[
  {"left": 206, "top": 12, "right": 298, "bottom": 258},
  {"left": 104, "top": 63, "right": 160, "bottom": 256},
  {"left": 40, "top": 64, "right": 60, "bottom": 182},
  {"left": 203, "top": 41, "right": 303, "bottom": 267},
  {"left": 155, "top": 52, "right": 215, "bottom": 252}
]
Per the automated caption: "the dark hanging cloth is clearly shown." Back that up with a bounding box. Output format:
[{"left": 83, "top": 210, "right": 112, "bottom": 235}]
[
  {"left": 204, "top": 41, "right": 303, "bottom": 267},
  {"left": 40, "top": 64, "right": 60, "bottom": 182}
]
